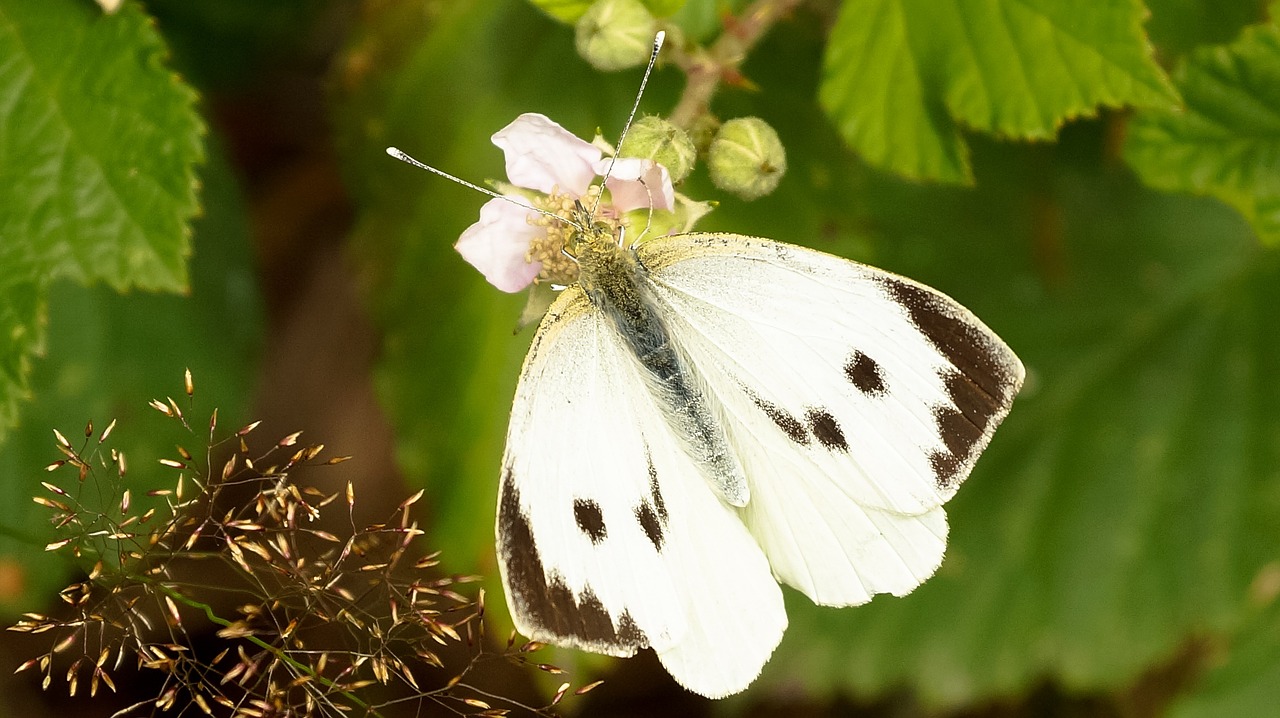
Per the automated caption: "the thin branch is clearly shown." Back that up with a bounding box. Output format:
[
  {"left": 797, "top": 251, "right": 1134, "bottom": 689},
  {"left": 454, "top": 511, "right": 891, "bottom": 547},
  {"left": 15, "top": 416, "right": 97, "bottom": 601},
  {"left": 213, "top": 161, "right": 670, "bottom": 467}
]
[{"left": 667, "top": 0, "right": 806, "bottom": 128}]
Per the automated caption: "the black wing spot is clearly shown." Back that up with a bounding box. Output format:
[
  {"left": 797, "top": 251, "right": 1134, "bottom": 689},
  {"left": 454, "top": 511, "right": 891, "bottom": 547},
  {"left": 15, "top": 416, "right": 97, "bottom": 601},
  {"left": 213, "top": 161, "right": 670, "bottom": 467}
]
[
  {"left": 845, "top": 351, "right": 887, "bottom": 395},
  {"left": 636, "top": 449, "right": 670, "bottom": 551},
  {"left": 498, "top": 467, "right": 646, "bottom": 649},
  {"left": 749, "top": 392, "right": 809, "bottom": 445},
  {"left": 806, "top": 408, "right": 848, "bottom": 452},
  {"left": 645, "top": 451, "right": 668, "bottom": 522},
  {"left": 573, "top": 498, "right": 607, "bottom": 544},
  {"left": 635, "top": 502, "right": 665, "bottom": 551}
]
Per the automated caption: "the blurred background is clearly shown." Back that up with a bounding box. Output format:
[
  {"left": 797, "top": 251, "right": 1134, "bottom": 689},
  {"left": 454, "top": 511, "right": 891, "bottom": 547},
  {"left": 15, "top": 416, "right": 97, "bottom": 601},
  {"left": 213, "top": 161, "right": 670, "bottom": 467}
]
[{"left": 0, "top": 0, "right": 1277, "bottom": 715}]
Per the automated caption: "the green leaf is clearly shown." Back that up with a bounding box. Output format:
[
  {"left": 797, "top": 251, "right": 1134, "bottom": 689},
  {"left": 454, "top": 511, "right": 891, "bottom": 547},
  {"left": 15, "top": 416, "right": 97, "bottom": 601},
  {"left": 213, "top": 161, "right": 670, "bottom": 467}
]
[
  {"left": 666, "top": 0, "right": 749, "bottom": 42},
  {"left": 0, "top": 0, "right": 204, "bottom": 439},
  {"left": 820, "top": 0, "right": 1177, "bottom": 183},
  {"left": 1169, "top": 593, "right": 1280, "bottom": 718},
  {"left": 1124, "top": 8, "right": 1280, "bottom": 246},
  {"left": 527, "top": 0, "right": 688, "bottom": 23},
  {"left": 526, "top": 0, "right": 594, "bottom": 22},
  {"left": 643, "top": 0, "right": 688, "bottom": 17},
  {"left": 0, "top": 0, "right": 202, "bottom": 290},
  {"left": 0, "top": 143, "right": 262, "bottom": 612}
]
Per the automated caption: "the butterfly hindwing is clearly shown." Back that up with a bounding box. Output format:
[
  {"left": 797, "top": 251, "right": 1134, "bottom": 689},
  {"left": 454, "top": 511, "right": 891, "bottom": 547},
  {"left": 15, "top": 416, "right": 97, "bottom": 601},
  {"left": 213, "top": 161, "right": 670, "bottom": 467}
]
[
  {"left": 497, "top": 286, "right": 787, "bottom": 698},
  {"left": 637, "top": 233, "right": 1025, "bottom": 606}
]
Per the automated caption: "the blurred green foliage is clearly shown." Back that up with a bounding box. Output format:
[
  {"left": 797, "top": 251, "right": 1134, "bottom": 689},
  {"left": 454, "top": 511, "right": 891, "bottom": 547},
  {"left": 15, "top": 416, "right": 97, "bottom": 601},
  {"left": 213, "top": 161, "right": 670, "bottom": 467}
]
[
  {"left": 0, "top": 0, "right": 204, "bottom": 438},
  {"left": 1, "top": 0, "right": 1278, "bottom": 714},
  {"left": 0, "top": 1, "right": 260, "bottom": 609}
]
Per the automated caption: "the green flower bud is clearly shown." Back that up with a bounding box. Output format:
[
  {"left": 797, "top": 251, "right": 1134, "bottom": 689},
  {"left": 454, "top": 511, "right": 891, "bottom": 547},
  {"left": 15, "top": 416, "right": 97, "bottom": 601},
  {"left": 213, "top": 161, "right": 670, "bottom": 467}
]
[
  {"left": 707, "top": 117, "right": 787, "bottom": 201},
  {"left": 621, "top": 116, "right": 696, "bottom": 183},
  {"left": 575, "top": 0, "right": 656, "bottom": 72}
]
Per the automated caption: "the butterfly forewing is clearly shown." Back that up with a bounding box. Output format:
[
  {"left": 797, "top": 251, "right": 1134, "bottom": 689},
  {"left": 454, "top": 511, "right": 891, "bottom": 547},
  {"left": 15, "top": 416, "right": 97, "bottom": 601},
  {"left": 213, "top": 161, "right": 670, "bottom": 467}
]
[
  {"left": 497, "top": 285, "right": 786, "bottom": 698},
  {"left": 636, "top": 233, "right": 1024, "bottom": 606}
]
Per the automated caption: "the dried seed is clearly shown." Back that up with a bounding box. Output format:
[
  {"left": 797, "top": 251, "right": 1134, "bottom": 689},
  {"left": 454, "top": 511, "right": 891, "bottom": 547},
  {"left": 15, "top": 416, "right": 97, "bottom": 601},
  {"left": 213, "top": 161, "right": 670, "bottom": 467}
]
[
  {"left": 41, "top": 481, "right": 68, "bottom": 497},
  {"left": 576, "top": 679, "right": 605, "bottom": 695}
]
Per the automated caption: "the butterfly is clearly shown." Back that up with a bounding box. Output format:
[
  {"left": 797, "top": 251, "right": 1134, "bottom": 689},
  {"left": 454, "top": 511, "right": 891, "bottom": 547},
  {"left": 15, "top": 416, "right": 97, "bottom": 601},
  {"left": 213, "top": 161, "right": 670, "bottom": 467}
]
[
  {"left": 495, "top": 225, "right": 1024, "bottom": 698},
  {"left": 388, "top": 34, "right": 1024, "bottom": 700}
]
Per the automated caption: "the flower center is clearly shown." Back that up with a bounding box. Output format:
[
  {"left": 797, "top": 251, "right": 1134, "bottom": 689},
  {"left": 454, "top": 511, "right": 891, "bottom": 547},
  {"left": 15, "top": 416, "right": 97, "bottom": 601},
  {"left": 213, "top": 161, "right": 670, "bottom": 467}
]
[{"left": 525, "top": 185, "right": 621, "bottom": 286}]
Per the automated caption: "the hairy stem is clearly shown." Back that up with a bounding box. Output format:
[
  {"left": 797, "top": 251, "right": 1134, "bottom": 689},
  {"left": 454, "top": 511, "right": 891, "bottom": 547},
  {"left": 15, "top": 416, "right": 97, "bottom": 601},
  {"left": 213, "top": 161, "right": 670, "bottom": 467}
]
[{"left": 667, "top": 0, "right": 806, "bottom": 128}]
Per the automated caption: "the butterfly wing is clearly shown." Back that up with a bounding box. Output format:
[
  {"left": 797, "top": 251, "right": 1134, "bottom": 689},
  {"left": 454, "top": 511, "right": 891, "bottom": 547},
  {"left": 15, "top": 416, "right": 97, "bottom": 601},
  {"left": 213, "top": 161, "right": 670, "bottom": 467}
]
[
  {"left": 497, "top": 286, "right": 787, "bottom": 698},
  {"left": 637, "top": 233, "right": 1025, "bottom": 607}
]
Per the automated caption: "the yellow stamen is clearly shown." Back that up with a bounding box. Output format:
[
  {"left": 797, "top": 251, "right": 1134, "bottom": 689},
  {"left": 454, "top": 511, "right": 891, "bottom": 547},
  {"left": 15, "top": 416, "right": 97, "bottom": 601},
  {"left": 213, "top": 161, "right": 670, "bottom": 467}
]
[{"left": 525, "top": 185, "right": 619, "bottom": 286}]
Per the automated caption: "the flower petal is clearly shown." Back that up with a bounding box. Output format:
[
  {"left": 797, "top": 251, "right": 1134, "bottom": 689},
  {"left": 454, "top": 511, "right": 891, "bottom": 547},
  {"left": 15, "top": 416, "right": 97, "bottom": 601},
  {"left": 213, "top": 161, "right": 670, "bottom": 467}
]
[
  {"left": 455, "top": 197, "right": 543, "bottom": 293},
  {"left": 493, "top": 113, "right": 602, "bottom": 196},
  {"left": 594, "top": 157, "right": 675, "bottom": 212}
]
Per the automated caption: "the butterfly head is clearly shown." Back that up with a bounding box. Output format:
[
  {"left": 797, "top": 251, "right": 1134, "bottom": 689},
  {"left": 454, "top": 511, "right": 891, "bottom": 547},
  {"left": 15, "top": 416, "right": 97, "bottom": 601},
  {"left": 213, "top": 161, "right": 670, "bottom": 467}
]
[
  {"left": 389, "top": 112, "right": 677, "bottom": 295},
  {"left": 512, "top": 192, "right": 622, "bottom": 289},
  {"left": 552, "top": 199, "right": 636, "bottom": 294}
]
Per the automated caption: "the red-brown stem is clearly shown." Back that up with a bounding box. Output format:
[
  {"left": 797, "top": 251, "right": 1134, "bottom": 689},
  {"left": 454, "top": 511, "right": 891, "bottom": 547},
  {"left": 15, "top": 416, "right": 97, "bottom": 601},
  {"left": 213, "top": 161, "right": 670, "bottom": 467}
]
[{"left": 666, "top": 0, "right": 806, "bottom": 128}]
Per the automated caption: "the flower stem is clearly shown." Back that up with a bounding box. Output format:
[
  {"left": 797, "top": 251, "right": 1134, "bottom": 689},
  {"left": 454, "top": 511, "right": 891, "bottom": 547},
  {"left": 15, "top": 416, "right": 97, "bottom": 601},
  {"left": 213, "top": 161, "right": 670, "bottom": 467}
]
[
  {"left": 667, "top": 0, "right": 806, "bottom": 128},
  {"left": 151, "top": 580, "right": 383, "bottom": 716}
]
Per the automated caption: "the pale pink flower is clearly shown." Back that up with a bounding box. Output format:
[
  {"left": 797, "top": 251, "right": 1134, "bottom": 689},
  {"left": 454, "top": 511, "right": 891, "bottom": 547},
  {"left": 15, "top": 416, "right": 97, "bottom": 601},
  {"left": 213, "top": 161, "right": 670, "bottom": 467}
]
[
  {"left": 454, "top": 199, "right": 545, "bottom": 293},
  {"left": 594, "top": 156, "right": 675, "bottom": 214},
  {"left": 455, "top": 113, "right": 675, "bottom": 293}
]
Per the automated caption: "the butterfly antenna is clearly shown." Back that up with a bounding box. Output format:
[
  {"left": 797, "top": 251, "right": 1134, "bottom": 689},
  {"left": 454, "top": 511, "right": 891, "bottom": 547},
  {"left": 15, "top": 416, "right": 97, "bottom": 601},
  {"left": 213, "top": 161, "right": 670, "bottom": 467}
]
[
  {"left": 385, "top": 147, "right": 585, "bottom": 231},
  {"left": 589, "top": 30, "right": 666, "bottom": 218}
]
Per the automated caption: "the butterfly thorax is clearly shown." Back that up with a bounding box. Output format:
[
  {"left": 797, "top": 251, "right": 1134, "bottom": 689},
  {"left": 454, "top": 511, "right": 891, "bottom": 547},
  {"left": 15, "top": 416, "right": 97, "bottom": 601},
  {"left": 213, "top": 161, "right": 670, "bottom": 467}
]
[{"left": 568, "top": 223, "right": 751, "bottom": 508}]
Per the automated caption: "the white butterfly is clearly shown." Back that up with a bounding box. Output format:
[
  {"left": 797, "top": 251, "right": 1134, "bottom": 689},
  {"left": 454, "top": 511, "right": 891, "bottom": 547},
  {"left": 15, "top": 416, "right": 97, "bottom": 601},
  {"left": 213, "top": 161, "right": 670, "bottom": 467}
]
[
  {"left": 389, "top": 34, "right": 1024, "bottom": 700},
  {"left": 496, "top": 227, "right": 1023, "bottom": 698}
]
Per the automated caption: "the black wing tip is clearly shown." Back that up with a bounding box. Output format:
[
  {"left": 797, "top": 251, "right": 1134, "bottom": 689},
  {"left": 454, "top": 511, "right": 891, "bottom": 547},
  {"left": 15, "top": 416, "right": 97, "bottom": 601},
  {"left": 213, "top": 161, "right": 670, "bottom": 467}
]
[{"left": 875, "top": 276, "right": 1024, "bottom": 490}]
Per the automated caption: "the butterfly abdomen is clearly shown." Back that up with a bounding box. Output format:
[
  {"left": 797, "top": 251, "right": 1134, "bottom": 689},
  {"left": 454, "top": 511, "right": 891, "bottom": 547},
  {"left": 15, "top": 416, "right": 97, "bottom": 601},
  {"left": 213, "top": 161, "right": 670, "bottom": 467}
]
[{"left": 575, "top": 236, "right": 750, "bottom": 507}]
